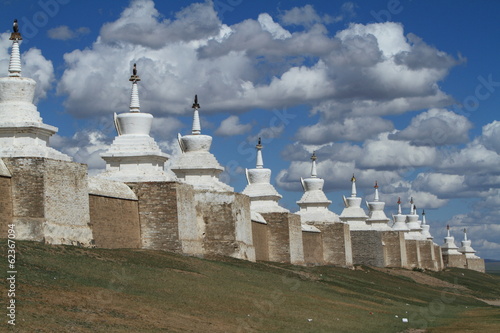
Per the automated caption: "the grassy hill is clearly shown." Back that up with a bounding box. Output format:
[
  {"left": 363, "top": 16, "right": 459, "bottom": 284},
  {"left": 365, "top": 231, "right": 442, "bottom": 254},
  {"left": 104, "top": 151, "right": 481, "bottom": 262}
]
[{"left": 2, "top": 240, "right": 500, "bottom": 332}]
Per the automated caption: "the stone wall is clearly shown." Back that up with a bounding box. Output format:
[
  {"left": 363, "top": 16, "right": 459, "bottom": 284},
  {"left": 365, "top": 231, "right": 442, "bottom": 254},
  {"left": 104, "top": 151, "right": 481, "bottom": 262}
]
[
  {"left": 261, "top": 212, "right": 304, "bottom": 265},
  {"left": 0, "top": 175, "right": 13, "bottom": 237},
  {"left": 89, "top": 195, "right": 140, "bottom": 249},
  {"left": 194, "top": 191, "right": 255, "bottom": 261},
  {"left": 405, "top": 240, "right": 421, "bottom": 269},
  {"left": 2, "top": 157, "right": 93, "bottom": 246},
  {"left": 434, "top": 244, "right": 444, "bottom": 271},
  {"left": 419, "top": 240, "right": 437, "bottom": 271},
  {"left": 252, "top": 221, "right": 269, "bottom": 261},
  {"left": 381, "top": 231, "right": 407, "bottom": 268},
  {"left": 311, "top": 222, "right": 352, "bottom": 267},
  {"left": 350, "top": 230, "right": 385, "bottom": 267},
  {"left": 129, "top": 181, "right": 195, "bottom": 253},
  {"left": 302, "top": 231, "right": 323, "bottom": 265},
  {"left": 443, "top": 254, "right": 466, "bottom": 269},
  {"left": 466, "top": 258, "right": 485, "bottom": 273}
]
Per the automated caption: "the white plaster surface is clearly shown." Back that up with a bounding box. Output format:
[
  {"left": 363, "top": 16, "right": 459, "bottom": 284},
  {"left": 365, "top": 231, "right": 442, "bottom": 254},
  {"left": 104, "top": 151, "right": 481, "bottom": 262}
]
[{"left": 88, "top": 176, "right": 137, "bottom": 200}]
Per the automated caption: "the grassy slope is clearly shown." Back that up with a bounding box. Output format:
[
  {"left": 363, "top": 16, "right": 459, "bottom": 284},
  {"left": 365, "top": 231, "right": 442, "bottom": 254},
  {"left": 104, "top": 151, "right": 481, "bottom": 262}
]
[{"left": 1, "top": 240, "right": 499, "bottom": 333}]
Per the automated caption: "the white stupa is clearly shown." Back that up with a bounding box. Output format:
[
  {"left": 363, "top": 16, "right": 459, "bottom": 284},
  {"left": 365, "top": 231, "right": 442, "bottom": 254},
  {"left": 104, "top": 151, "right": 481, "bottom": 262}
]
[
  {"left": 365, "top": 181, "right": 391, "bottom": 231},
  {"left": 99, "top": 64, "right": 170, "bottom": 182},
  {"left": 0, "top": 23, "right": 70, "bottom": 161},
  {"left": 420, "top": 210, "right": 433, "bottom": 240},
  {"left": 242, "top": 138, "right": 287, "bottom": 213},
  {"left": 171, "top": 96, "right": 232, "bottom": 191},
  {"left": 392, "top": 197, "right": 410, "bottom": 231},
  {"left": 296, "top": 152, "right": 340, "bottom": 223},
  {"left": 339, "top": 175, "right": 369, "bottom": 230},
  {"left": 405, "top": 198, "right": 423, "bottom": 240},
  {"left": 441, "top": 225, "right": 462, "bottom": 256},
  {"left": 458, "top": 228, "right": 480, "bottom": 259}
]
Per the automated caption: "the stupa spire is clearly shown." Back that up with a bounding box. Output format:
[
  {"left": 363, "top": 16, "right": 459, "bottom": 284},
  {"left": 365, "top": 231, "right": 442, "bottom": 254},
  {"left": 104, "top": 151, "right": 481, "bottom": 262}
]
[
  {"left": 351, "top": 174, "right": 357, "bottom": 197},
  {"left": 310, "top": 152, "right": 317, "bottom": 177},
  {"left": 422, "top": 210, "right": 426, "bottom": 225},
  {"left": 256, "top": 138, "right": 263, "bottom": 168},
  {"left": 8, "top": 19, "right": 22, "bottom": 77},
  {"left": 463, "top": 228, "right": 468, "bottom": 241},
  {"left": 374, "top": 181, "right": 379, "bottom": 201},
  {"left": 447, "top": 224, "right": 451, "bottom": 237},
  {"left": 191, "top": 95, "right": 201, "bottom": 135},
  {"left": 129, "top": 63, "right": 141, "bottom": 112},
  {"left": 409, "top": 197, "right": 415, "bottom": 214},
  {"left": 397, "top": 197, "right": 402, "bottom": 214}
]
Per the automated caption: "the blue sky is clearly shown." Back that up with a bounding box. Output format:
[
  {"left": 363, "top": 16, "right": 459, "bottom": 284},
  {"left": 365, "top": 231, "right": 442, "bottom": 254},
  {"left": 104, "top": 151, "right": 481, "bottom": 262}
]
[{"left": 1, "top": 0, "right": 499, "bottom": 259}]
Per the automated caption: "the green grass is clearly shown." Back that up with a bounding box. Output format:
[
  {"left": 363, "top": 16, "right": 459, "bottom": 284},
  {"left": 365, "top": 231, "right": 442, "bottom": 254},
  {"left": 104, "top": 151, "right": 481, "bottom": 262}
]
[{"left": 1, "top": 240, "right": 499, "bottom": 332}]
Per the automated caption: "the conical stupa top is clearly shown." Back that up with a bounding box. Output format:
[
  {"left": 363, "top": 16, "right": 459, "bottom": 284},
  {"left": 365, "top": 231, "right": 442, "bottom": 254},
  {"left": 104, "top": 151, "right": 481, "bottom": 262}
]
[
  {"left": 463, "top": 228, "right": 468, "bottom": 241},
  {"left": 129, "top": 64, "right": 141, "bottom": 112},
  {"left": 8, "top": 20, "right": 22, "bottom": 77},
  {"left": 422, "top": 210, "right": 426, "bottom": 225},
  {"left": 351, "top": 174, "right": 357, "bottom": 197},
  {"left": 192, "top": 95, "right": 201, "bottom": 135},
  {"left": 409, "top": 197, "right": 415, "bottom": 214},
  {"left": 447, "top": 224, "right": 451, "bottom": 237},
  {"left": 310, "top": 152, "right": 317, "bottom": 177},
  {"left": 256, "top": 138, "right": 263, "bottom": 168},
  {"left": 374, "top": 181, "right": 379, "bottom": 201},
  {"left": 397, "top": 197, "right": 402, "bottom": 214}
]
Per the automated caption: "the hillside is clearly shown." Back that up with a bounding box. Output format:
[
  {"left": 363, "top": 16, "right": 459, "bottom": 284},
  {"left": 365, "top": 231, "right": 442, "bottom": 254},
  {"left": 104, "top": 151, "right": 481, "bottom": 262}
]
[{"left": 2, "top": 240, "right": 500, "bottom": 332}]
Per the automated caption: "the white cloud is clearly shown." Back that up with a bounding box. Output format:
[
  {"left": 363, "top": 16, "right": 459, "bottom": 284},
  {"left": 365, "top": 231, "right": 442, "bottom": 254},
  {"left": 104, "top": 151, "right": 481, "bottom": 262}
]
[
  {"left": 389, "top": 108, "right": 472, "bottom": 146},
  {"left": 297, "top": 116, "right": 393, "bottom": 143},
  {"left": 258, "top": 13, "right": 291, "bottom": 40},
  {"left": 47, "top": 26, "right": 90, "bottom": 40},
  {"left": 215, "top": 115, "right": 252, "bottom": 136},
  {"left": 247, "top": 124, "right": 285, "bottom": 143}
]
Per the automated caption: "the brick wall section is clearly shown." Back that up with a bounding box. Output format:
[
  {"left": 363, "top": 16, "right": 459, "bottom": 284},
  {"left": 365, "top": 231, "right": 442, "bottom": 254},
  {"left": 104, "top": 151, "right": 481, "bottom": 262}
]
[
  {"left": 175, "top": 183, "right": 201, "bottom": 256},
  {"left": 3, "top": 158, "right": 93, "bottom": 246},
  {"left": 466, "top": 258, "right": 485, "bottom": 273},
  {"left": 381, "top": 231, "right": 407, "bottom": 268},
  {"left": 261, "top": 212, "right": 304, "bottom": 265},
  {"left": 443, "top": 254, "right": 466, "bottom": 269},
  {"left": 406, "top": 240, "right": 421, "bottom": 268},
  {"left": 434, "top": 245, "right": 444, "bottom": 270},
  {"left": 302, "top": 231, "right": 323, "bottom": 265},
  {"left": 0, "top": 176, "right": 13, "bottom": 237},
  {"left": 350, "top": 230, "right": 384, "bottom": 267},
  {"left": 418, "top": 240, "right": 437, "bottom": 270},
  {"left": 129, "top": 182, "right": 185, "bottom": 253},
  {"left": 89, "top": 195, "right": 140, "bottom": 249},
  {"left": 195, "top": 191, "right": 255, "bottom": 261},
  {"left": 312, "top": 223, "right": 352, "bottom": 266},
  {"left": 252, "top": 221, "right": 269, "bottom": 261}
]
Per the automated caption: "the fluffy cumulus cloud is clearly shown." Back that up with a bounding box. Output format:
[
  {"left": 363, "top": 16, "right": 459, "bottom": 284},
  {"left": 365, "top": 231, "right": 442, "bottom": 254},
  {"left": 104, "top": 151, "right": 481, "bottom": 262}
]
[
  {"left": 215, "top": 115, "right": 252, "bottom": 136},
  {"left": 47, "top": 26, "right": 90, "bottom": 40},
  {"left": 56, "top": 0, "right": 461, "bottom": 128},
  {"left": 0, "top": 33, "right": 54, "bottom": 102},
  {"left": 389, "top": 108, "right": 472, "bottom": 146}
]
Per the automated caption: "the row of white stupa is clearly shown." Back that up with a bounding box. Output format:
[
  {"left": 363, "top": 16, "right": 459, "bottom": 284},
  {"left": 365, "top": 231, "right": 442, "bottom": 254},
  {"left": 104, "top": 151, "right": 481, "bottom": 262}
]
[{"left": 0, "top": 32, "right": 478, "bottom": 259}]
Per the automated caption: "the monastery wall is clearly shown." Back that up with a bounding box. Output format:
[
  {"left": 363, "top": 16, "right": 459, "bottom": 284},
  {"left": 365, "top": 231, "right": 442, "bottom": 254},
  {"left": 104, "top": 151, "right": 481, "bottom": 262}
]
[
  {"left": 261, "top": 212, "right": 304, "bottom": 265},
  {"left": 194, "top": 191, "right": 255, "bottom": 261},
  {"left": 466, "top": 258, "right": 485, "bottom": 273},
  {"left": 302, "top": 230, "right": 323, "bottom": 265},
  {"left": 381, "top": 231, "right": 407, "bottom": 268},
  {"left": 252, "top": 221, "right": 269, "bottom": 261},
  {"left": 443, "top": 254, "right": 466, "bottom": 269},
  {"left": 350, "top": 230, "right": 384, "bottom": 267},
  {"left": 434, "top": 245, "right": 444, "bottom": 270},
  {"left": 89, "top": 195, "right": 141, "bottom": 249},
  {"left": 0, "top": 175, "right": 13, "bottom": 236},
  {"left": 2, "top": 157, "right": 93, "bottom": 246},
  {"left": 312, "top": 222, "right": 352, "bottom": 267},
  {"left": 405, "top": 240, "right": 421, "bottom": 269},
  {"left": 419, "top": 240, "right": 438, "bottom": 271},
  {"left": 129, "top": 181, "right": 194, "bottom": 253}
]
